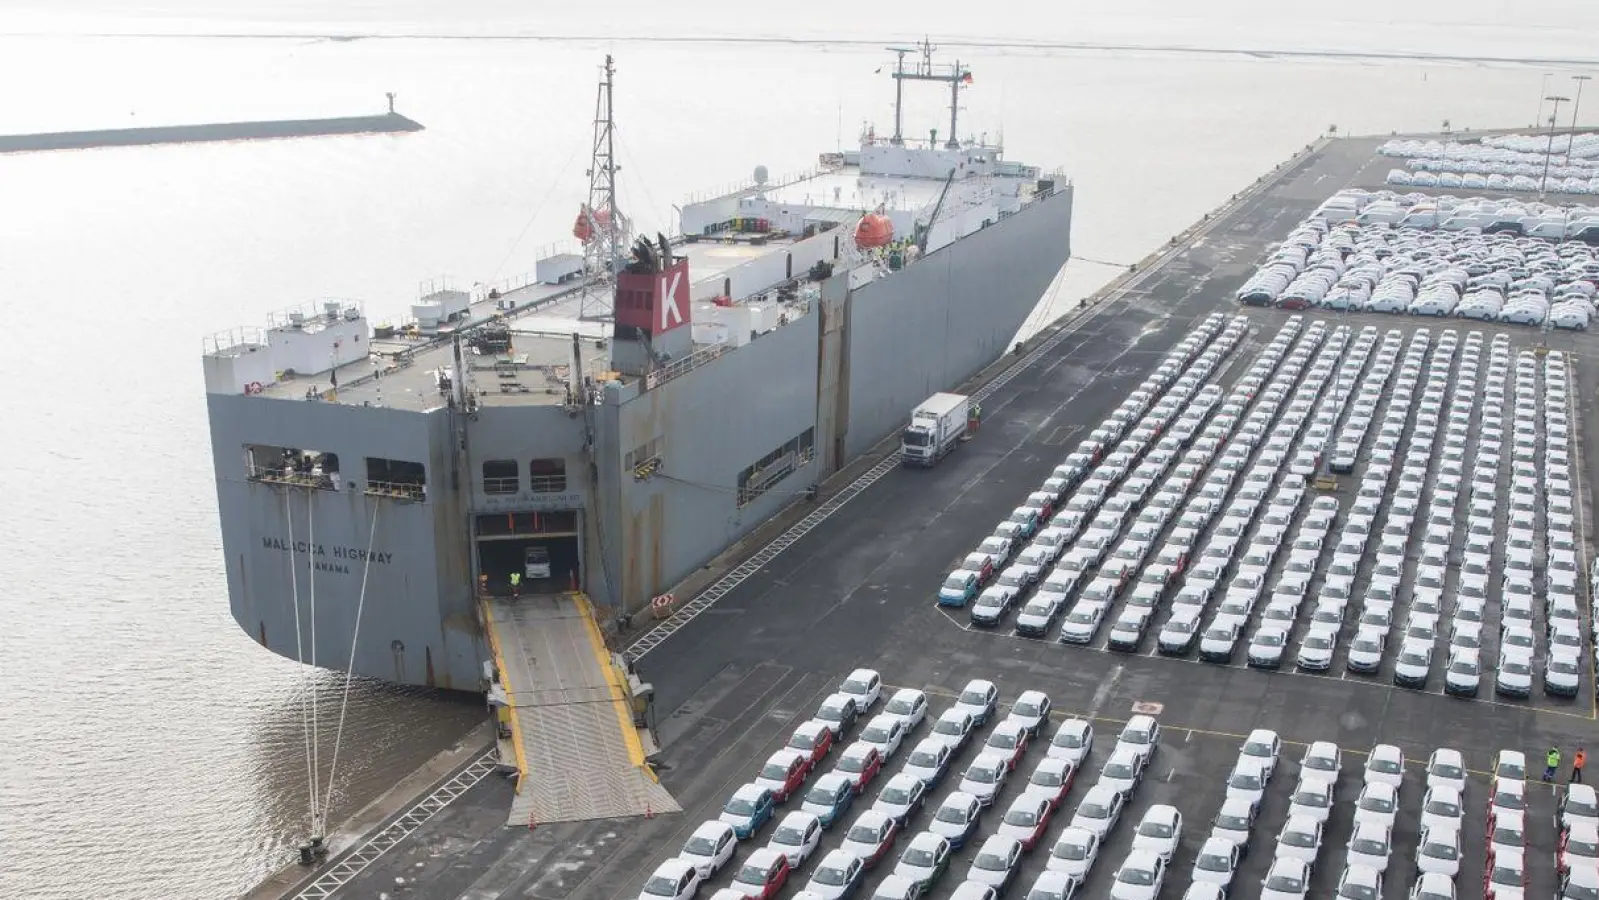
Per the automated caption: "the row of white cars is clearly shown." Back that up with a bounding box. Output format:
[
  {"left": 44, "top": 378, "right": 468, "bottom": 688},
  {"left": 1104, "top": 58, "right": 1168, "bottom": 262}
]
[
  {"left": 1385, "top": 169, "right": 1599, "bottom": 197},
  {"left": 936, "top": 312, "right": 1251, "bottom": 622},
  {"left": 1380, "top": 135, "right": 1599, "bottom": 165},
  {"left": 1237, "top": 194, "right": 1599, "bottom": 328}
]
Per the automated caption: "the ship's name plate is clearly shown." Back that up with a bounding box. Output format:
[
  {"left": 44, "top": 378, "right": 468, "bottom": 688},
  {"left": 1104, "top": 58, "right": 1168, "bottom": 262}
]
[
  {"left": 261, "top": 537, "right": 393, "bottom": 574},
  {"left": 477, "top": 492, "right": 584, "bottom": 511}
]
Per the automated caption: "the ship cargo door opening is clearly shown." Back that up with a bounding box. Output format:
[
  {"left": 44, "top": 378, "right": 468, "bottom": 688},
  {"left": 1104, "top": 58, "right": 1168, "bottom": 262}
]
[{"left": 474, "top": 510, "right": 582, "bottom": 594}]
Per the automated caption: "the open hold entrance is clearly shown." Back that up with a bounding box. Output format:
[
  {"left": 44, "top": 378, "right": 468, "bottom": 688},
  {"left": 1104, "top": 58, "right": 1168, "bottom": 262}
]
[{"left": 475, "top": 510, "right": 581, "bottom": 596}]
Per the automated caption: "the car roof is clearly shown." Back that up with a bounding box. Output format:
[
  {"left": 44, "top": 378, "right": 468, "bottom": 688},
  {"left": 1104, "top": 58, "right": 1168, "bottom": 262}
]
[
  {"left": 979, "top": 834, "right": 1023, "bottom": 853},
  {"left": 692, "top": 819, "right": 735, "bottom": 839},
  {"left": 907, "top": 831, "right": 946, "bottom": 850},
  {"left": 814, "top": 773, "right": 851, "bottom": 790},
  {"left": 841, "top": 742, "right": 877, "bottom": 760},
  {"left": 654, "top": 857, "right": 696, "bottom": 876}
]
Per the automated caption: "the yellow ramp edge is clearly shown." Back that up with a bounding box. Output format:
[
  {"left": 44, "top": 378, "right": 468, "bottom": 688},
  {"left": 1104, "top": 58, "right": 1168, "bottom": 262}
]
[
  {"left": 480, "top": 598, "right": 530, "bottom": 793},
  {"left": 574, "top": 593, "right": 655, "bottom": 777}
]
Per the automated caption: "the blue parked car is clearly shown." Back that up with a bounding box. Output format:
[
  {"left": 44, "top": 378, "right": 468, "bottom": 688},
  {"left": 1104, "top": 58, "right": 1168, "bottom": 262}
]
[
  {"left": 928, "top": 791, "right": 983, "bottom": 850},
  {"left": 719, "top": 783, "right": 776, "bottom": 839},
  {"left": 938, "top": 571, "right": 981, "bottom": 607},
  {"left": 800, "top": 773, "right": 857, "bottom": 828}
]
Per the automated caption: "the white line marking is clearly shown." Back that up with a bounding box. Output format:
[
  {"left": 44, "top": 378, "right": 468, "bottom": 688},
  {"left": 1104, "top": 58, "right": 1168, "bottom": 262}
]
[{"left": 1088, "top": 665, "right": 1125, "bottom": 720}]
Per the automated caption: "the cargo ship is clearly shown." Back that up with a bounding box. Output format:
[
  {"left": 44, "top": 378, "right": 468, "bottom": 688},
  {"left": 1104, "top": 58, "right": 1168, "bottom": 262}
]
[{"left": 202, "top": 45, "right": 1074, "bottom": 696}]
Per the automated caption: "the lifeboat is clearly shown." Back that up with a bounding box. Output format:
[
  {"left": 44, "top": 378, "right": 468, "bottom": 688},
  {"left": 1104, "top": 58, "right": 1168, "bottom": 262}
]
[
  {"left": 854, "top": 213, "right": 894, "bottom": 250},
  {"left": 573, "top": 205, "right": 614, "bottom": 242}
]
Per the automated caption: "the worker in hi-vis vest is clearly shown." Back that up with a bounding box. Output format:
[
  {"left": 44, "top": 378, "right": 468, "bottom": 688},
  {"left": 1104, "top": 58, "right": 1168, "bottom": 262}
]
[{"left": 509, "top": 571, "right": 522, "bottom": 599}]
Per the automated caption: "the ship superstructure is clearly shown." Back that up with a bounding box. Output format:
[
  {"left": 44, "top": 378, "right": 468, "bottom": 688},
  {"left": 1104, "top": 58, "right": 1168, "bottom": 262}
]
[{"left": 202, "top": 46, "right": 1073, "bottom": 696}]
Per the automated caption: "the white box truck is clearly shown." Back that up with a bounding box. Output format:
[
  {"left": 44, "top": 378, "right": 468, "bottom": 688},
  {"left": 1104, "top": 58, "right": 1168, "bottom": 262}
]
[{"left": 901, "top": 392, "right": 970, "bottom": 466}]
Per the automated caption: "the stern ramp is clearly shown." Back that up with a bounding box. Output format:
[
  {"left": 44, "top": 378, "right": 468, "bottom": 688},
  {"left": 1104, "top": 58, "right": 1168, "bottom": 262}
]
[{"left": 483, "top": 593, "right": 678, "bottom": 825}]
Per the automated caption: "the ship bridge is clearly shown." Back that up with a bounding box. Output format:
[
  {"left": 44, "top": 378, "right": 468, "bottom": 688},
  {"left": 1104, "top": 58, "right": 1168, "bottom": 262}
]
[{"left": 482, "top": 592, "right": 678, "bottom": 824}]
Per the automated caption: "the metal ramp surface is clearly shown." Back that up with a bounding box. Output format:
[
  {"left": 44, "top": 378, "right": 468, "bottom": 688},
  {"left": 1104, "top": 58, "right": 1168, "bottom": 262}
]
[{"left": 483, "top": 593, "right": 679, "bottom": 826}]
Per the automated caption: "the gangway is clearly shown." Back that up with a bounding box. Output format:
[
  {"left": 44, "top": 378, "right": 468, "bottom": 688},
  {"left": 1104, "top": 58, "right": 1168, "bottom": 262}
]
[{"left": 482, "top": 592, "right": 679, "bottom": 824}]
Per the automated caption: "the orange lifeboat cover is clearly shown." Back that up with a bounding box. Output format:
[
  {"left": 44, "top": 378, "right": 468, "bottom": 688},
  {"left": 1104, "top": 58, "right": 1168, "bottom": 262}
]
[
  {"left": 573, "top": 205, "right": 613, "bottom": 242},
  {"left": 855, "top": 213, "right": 894, "bottom": 249}
]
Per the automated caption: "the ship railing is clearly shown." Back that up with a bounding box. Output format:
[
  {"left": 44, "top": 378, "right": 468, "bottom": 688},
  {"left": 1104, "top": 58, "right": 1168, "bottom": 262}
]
[
  {"left": 203, "top": 326, "right": 267, "bottom": 357},
  {"left": 266, "top": 298, "right": 365, "bottom": 330},
  {"left": 528, "top": 474, "right": 569, "bottom": 493},
  {"left": 681, "top": 164, "right": 833, "bottom": 206},
  {"left": 247, "top": 465, "right": 341, "bottom": 491},
  {"left": 483, "top": 476, "right": 519, "bottom": 495},
  {"left": 363, "top": 480, "right": 427, "bottom": 502},
  {"left": 643, "top": 341, "right": 730, "bottom": 391}
]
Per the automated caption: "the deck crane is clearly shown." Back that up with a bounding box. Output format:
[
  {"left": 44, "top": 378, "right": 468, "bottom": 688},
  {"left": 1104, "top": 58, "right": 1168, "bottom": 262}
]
[{"left": 915, "top": 167, "right": 959, "bottom": 256}]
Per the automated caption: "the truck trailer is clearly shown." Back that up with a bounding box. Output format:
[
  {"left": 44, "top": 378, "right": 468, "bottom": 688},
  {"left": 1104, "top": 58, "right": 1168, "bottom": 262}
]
[{"left": 901, "top": 392, "right": 971, "bottom": 466}]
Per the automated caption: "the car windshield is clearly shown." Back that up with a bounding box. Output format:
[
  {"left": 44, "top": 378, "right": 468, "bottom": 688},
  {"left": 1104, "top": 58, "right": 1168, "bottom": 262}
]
[
  {"left": 909, "top": 749, "right": 941, "bottom": 769},
  {"left": 1118, "top": 866, "right": 1156, "bottom": 886},
  {"left": 726, "top": 797, "right": 758, "bottom": 816},
  {"left": 1352, "top": 837, "right": 1387, "bottom": 855},
  {"left": 990, "top": 732, "right": 1020, "bottom": 750},
  {"left": 813, "top": 864, "right": 851, "bottom": 886},
  {"left": 1494, "top": 824, "right": 1525, "bottom": 846},
  {"left": 1230, "top": 771, "right": 1262, "bottom": 791},
  {"left": 1054, "top": 838, "right": 1088, "bottom": 860},
  {"left": 1400, "top": 651, "right": 1428, "bottom": 666},
  {"left": 1495, "top": 790, "right": 1525, "bottom": 810},
  {"left": 1023, "top": 601, "right": 1053, "bottom": 617},
  {"left": 1216, "top": 811, "right": 1250, "bottom": 831},
  {"left": 934, "top": 718, "right": 966, "bottom": 738},
  {"left": 1078, "top": 800, "right": 1109, "bottom": 819},
  {"left": 1571, "top": 798, "right": 1599, "bottom": 817},
  {"left": 886, "top": 783, "right": 921, "bottom": 805},
  {"left": 965, "top": 765, "right": 998, "bottom": 785},
  {"left": 643, "top": 876, "right": 681, "bottom": 896},
  {"left": 1103, "top": 761, "right": 1135, "bottom": 780},
  {"left": 1490, "top": 865, "right": 1522, "bottom": 886},
  {"left": 863, "top": 724, "right": 893, "bottom": 743},
  {"left": 846, "top": 822, "right": 883, "bottom": 844},
  {"left": 735, "top": 864, "right": 770, "bottom": 886},
  {"left": 1339, "top": 878, "right": 1379, "bottom": 900},
  {"left": 1503, "top": 659, "right": 1531, "bottom": 676},
  {"left": 1140, "top": 820, "right": 1174, "bottom": 839},
  {"left": 1294, "top": 788, "right": 1328, "bottom": 807},
  {"left": 820, "top": 702, "right": 848, "bottom": 720},
  {"left": 762, "top": 762, "right": 792, "bottom": 780},
  {"left": 1067, "top": 610, "right": 1096, "bottom": 625},
  {"left": 974, "top": 851, "right": 1011, "bottom": 871},
  {"left": 1450, "top": 660, "right": 1478, "bottom": 675},
  {"left": 1014, "top": 700, "right": 1043, "bottom": 718},
  {"left": 1303, "top": 635, "right": 1333, "bottom": 651},
  {"left": 942, "top": 576, "right": 970, "bottom": 591},
  {"left": 959, "top": 688, "right": 990, "bottom": 706},
  {"left": 805, "top": 784, "right": 839, "bottom": 805},
  {"left": 685, "top": 834, "right": 719, "bottom": 855},
  {"left": 1423, "top": 839, "right": 1458, "bottom": 859},
  {"left": 1266, "top": 873, "right": 1305, "bottom": 892},
  {"left": 1006, "top": 807, "right": 1039, "bottom": 826},
  {"left": 1197, "top": 851, "right": 1231, "bottom": 872},
  {"left": 1425, "top": 797, "right": 1460, "bottom": 816},
  {"left": 903, "top": 846, "right": 937, "bottom": 866},
  {"left": 1054, "top": 730, "right": 1083, "bottom": 749},
  {"left": 1282, "top": 828, "right": 1316, "bottom": 847},
  {"left": 1371, "top": 757, "right": 1401, "bottom": 774},
  {"left": 1032, "top": 769, "right": 1063, "bottom": 788},
  {"left": 1257, "top": 632, "right": 1286, "bottom": 647},
  {"left": 936, "top": 803, "right": 971, "bottom": 825}
]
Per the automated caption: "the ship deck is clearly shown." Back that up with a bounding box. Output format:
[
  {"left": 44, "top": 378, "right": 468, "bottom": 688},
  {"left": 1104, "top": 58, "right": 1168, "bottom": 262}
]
[
  {"left": 256, "top": 234, "right": 809, "bottom": 412},
  {"left": 284, "top": 134, "right": 1599, "bottom": 900},
  {"left": 483, "top": 593, "right": 679, "bottom": 825}
]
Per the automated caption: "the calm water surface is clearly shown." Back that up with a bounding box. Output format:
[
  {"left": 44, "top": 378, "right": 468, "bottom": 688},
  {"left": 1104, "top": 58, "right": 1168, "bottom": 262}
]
[{"left": 0, "top": 3, "right": 1593, "bottom": 898}]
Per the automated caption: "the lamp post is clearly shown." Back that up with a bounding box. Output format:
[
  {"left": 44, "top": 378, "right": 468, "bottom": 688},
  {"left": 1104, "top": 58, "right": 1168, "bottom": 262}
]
[
  {"left": 1572, "top": 74, "right": 1592, "bottom": 137},
  {"left": 1541, "top": 95, "right": 1570, "bottom": 200},
  {"left": 1538, "top": 73, "right": 1553, "bottom": 126}
]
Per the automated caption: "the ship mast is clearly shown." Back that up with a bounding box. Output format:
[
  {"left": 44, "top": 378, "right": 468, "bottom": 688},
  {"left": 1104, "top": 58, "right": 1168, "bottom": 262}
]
[
  {"left": 578, "top": 55, "right": 630, "bottom": 322},
  {"left": 886, "top": 38, "right": 970, "bottom": 150}
]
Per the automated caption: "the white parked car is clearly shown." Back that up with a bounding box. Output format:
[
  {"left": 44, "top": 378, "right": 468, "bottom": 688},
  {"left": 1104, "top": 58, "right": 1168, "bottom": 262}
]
[
  {"left": 640, "top": 858, "right": 703, "bottom": 900},
  {"left": 1045, "top": 826, "right": 1100, "bottom": 879},
  {"left": 1131, "top": 804, "right": 1184, "bottom": 862},
  {"left": 679, "top": 821, "right": 738, "bottom": 878},
  {"left": 1260, "top": 856, "right": 1312, "bottom": 900},
  {"left": 1364, "top": 744, "right": 1404, "bottom": 789},
  {"left": 1346, "top": 822, "right": 1392, "bottom": 873}
]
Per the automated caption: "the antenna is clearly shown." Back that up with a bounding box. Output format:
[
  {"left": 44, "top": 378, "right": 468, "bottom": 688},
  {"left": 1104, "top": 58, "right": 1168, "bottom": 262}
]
[
  {"left": 885, "top": 38, "right": 971, "bottom": 150},
  {"left": 578, "top": 55, "right": 630, "bottom": 322}
]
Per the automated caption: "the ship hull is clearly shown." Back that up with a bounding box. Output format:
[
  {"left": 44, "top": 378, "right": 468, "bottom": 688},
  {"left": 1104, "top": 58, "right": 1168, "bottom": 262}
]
[{"left": 208, "top": 186, "right": 1073, "bottom": 688}]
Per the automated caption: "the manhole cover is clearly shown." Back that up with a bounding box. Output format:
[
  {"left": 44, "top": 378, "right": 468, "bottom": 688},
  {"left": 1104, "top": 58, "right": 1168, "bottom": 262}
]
[{"left": 1130, "top": 701, "right": 1165, "bottom": 716}]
